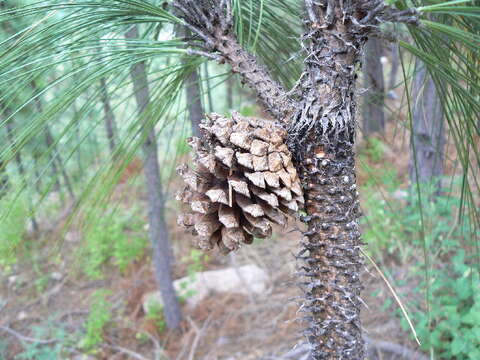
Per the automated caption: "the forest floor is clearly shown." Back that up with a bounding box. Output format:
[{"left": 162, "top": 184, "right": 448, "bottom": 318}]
[
  {"left": 0, "top": 221, "right": 423, "bottom": 360},
  {"left": 0, "top": 123, "right": 432, "bottom": 360},
  {"left": 1, "top": 87, "right": 460, "bottom": 360}
]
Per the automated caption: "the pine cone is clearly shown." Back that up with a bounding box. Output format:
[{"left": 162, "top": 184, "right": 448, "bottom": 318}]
[{"left": 176, "top": 112, "right": 304, "bottom": 254}]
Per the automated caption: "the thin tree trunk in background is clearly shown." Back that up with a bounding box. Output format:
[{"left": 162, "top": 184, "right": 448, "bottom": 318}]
[
  {"left": 31, "top": 83, "right": 75, "bottom": 201},
  {"left": 203, "top": 62, "right": 213, "bottom": 113},
  {"left": 409, "top": 61, "right": 445, "bottom": 195},
  {"left": 0, "top": 160, "right": 9, "bottom": 199},
  {"left": 126, "top": 26, "right": 182, "bottom": 330},
  {"left": 388, "top": 42, "right": 400, "bottom": 91},
  {"left": 4, "top": 120, "right": 39, "bottom": 232},
  {"left": 177, "top": 25, "right": 204, "bottom": 137},
  {"left": 362, "top": 37, "right": 385, "bottom": 135},
  {"left": 72, "top": 100, "right": 83, "bottom": 177},
  {"left": 185, "top": 67, "right": 204, "bottom": 137},
  {"left": 99, "top": 74, "right": 117, "bottom": 155},
  {"left": 227, "top": 76, "right": 234, "bottom": 110},
  {"left": 44, "top": 127, "right": 75, "bottom": 200},
  {"left": 33, "top": 154, "right": 43, "bottom": 194}
]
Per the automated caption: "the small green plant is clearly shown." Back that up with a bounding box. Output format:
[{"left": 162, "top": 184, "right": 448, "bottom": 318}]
[
  {"left": 15, "top": 321, "right": 77, "bottom": 360},
  {"left": 399, "top": 251, "right": 480, "bottom": 359},
  {"left": 145, "top": 302, "right": 166, "bottom": 333},
  {"left": 362, "top": 176, "right": 480, "bottom": 359},
  {"left": 0, "top": 193, "right": 27, "bottom": 270},
  {"left": 176, "top": 249, "right": 209, "bottom": 302},
  {"left": 80, "top": 290, "right": 112, "bottom": 350},
  {"left": 82, "top": 207, "right": 147, "bottom": 278},
  {"left": 361, "top": 137, "right": 388, "bottom": 162}
]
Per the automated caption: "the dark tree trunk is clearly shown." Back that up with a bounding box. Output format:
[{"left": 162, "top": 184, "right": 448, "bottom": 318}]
[
  {"left": 44, "top": 126, "right": 75, "bottom": 200},
  {"left": 362, "top": 37, "right": 385, "bottom": 135},
  {"left": 185, "top": 66, "right": 204, "bottom": 137},
  {"left": 126, "top": 26, "right": 182, "bottom": 330},
  {"left": 32, "top": 154, "right": 43, "bottom": 194},
  {"left": 99, "top": 77, "right": 117, "bottom": 155},
  {"left": 388, "top": 42, "right": 400, "bottom": 91},
  {"left": 290, "top": 7, "right": 365, "bottom": 358},
  {"left": 176, "top": 26, "right": 204, "bottom": 137},
  {"left": 203, "top": 62, "right": 213, "bottom": 112},
  {"left": 30, "top": 81, "right": 75, "bottom": 199},
  {"left": 0, "top": 160, "right": 9, "bottom": 199},
  {"left": 226, "top": 76, "right": 234, "bottom": 110},
  {"left": 409, "top": 60, "right": 445, "bottom": 195}
]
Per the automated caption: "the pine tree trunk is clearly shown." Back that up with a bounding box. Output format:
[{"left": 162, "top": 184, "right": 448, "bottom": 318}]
[
  {"left": 0, "top": 160, "right": 9, "bottom": 199},
  {"left": 185, "top": 66, "right": 203, "bottom": 137},
  {"left": 227, "top": 76, "right": 234, "bottom": 110},
  {"left": 409, "top": 60, "right": 445, "bottom": 195},
  {"left": 177, "top": 26, "right": 204, "bottom": 137},
  {"left": 126, "top": 26, "right": 182, "bottom": 330},
  {"left": 362, "top": 37, "right": 385, "bottom": 135},
  {"left": 290, "top": 6, "right": 365, "bottom": 359},
  {"left": 30, "top": 81, "right": 75, "bottom": 200},
  {"left": 171, "top": 1, "right": 420, "bottom": 357},
  {"left": 388, "top": 42, "right": 400, "bottom": 91},
  {"left": 4, "top": 120, "right": 39, "bottom": 232},
  {"left": 99, "top": 77, "right": 117, "bottom": 155},
  {"left": 44, "top": 125, "right": 75, "bottom": 200}
]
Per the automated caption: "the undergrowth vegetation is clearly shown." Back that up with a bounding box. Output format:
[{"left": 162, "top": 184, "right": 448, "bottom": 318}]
[
  {"left": 0, "top": 193, "right": 27, "bottom": 270},
  {"left": 360, "top": 138, "right": 480, "bottom": 359},
  {"left": 81, "top": 206, "right": 148, "bottom": 278}
]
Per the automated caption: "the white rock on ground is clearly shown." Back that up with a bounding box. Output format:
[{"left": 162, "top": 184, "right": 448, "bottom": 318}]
[{"left": 143, "top": 264, "right": 269, "bottom": 312}]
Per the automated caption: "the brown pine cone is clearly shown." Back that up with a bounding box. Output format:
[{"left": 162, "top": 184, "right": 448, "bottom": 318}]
[{"left": 176, "top": 112, "right": 304, "bottom": 254}]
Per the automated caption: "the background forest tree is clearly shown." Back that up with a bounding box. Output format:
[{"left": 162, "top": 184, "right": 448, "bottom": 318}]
[{"left": 0, "top": 1, "right": 479, "bottom": 359}]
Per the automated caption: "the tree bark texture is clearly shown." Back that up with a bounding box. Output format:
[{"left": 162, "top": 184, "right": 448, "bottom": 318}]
[
  {"left": 362, "top": 37, "right": 385, "bottom": 135},
  {"left": 172, "top": 1, "right": 420, "bottom": 358},
  {"left": 126, "top": 26, "right": 182, "bottom": 330},
  {"left": 409, "top": 60, "right": 445, "bottom": 194},
  {"left": 289, "top": 5, "right": 366, "bottom": 358}
]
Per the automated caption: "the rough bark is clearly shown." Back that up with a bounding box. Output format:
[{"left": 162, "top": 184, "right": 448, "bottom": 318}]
[
  {"left": 362, "top": 37, "right": 385, "bottom": 135},
  {"left": 290, "top": 4, "right": 367, "bottom": 358},
  {"left": 126, "top": 26, "right": 182, "bottom": 330},
  {"left": 173, "top": 1, "right": 420, "bottom": 358},
  {"left": 99, "top": 77, "right": 117, "bottom": 154},
  {"left": 409, "top": 60, "right": 445, "bottom": 195}
]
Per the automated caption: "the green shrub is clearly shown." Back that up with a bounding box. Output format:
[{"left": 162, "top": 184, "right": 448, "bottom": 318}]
[
  {"left": 0, "top": 193, "right": 27, "bottom": 270},
  {"left": 361, "top": 176, "right": 480, "bottom": 359},
  {"left": 80, "top": 290, "right": 112, "bottom": 350},
  {"left": 145, "top": 302, "right": 166, "bottom": 333},
  {"left": 83, "top": 207, "right": 147, "bottom": 278},
  {"left": 400, "top": 250, "right": 480, "bottom": 359},
  {"left": 15, "top": 321, "right": 77, "bottom": 360}
]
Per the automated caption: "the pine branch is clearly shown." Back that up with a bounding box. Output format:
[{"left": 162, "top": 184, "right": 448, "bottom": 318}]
[{"left": 171, "top": 0, "right": 298, "bottom": 123}]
